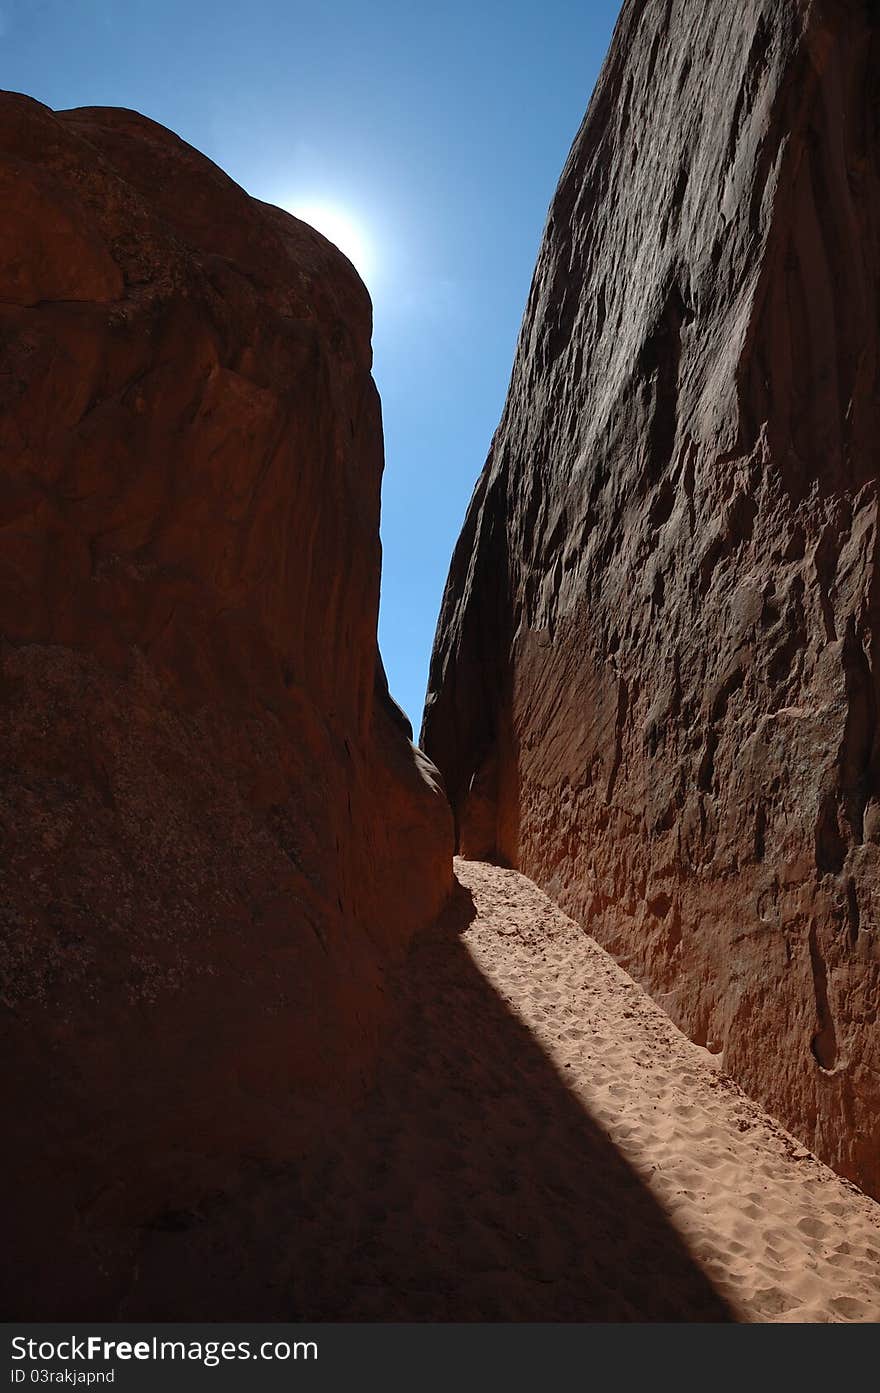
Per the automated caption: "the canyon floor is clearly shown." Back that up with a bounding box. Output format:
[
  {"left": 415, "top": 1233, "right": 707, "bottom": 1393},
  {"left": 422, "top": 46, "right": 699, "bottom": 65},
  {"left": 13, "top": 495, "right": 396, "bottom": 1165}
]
[{"left": 123, "top": 859, "right": 880, "bottom": 1322}]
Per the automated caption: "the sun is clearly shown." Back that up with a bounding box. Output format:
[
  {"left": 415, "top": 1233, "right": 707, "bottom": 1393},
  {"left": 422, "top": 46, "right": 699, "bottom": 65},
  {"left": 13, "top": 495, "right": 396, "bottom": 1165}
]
[{"left": 287, "top": 200, "right": 375, "bottom": 283}]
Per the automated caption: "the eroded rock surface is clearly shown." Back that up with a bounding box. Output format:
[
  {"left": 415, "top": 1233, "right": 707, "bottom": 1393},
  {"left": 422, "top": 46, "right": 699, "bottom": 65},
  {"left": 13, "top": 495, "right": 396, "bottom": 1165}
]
[
  {"left": 423, "top": 0, "right": 880, "bottom": 1196},
  {"left": 0, "top": 92, "right": 452, "bottom": 1314}
]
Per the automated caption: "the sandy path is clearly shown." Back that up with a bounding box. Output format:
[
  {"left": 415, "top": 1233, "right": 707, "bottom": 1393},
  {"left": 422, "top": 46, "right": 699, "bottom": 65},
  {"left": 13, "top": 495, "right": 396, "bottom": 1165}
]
[
  {"left": 449, "top": 861, "right": 880, "bottom": 1322},
  {"left": 124, "top": 859, "right": 880, "bottom": 1321}
]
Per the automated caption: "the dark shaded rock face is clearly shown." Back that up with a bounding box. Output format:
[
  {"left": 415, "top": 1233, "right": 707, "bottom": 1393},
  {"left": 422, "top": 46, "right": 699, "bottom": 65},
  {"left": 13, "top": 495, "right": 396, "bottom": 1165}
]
[
  {"left": 0, "top": 92, "right": 453, "bottom": 1314},
  {"left": 423, "top": 0, "right": 880, "bottom": 1196}
]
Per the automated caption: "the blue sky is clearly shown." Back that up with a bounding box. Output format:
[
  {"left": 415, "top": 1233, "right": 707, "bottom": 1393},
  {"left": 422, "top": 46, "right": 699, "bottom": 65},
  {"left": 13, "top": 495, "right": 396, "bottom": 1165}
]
[{"left": 2, "top": 0, "right": 621, "bottom": 727}]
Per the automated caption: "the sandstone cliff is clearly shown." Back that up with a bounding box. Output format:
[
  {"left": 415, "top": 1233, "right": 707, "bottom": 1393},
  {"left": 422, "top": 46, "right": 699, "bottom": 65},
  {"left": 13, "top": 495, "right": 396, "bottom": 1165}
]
[
  {"left": 423, "top": 0, "right": 880, "bottom": 1196},
  {"left": 0, "top": 92, "right": 452, "bottom": 1314}
]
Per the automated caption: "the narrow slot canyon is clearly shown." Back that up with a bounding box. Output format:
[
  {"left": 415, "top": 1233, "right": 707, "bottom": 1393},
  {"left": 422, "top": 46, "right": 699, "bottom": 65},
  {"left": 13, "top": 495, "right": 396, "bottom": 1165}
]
[{"left": 2, "top": 0, "right": 879, "bottom": 1329}]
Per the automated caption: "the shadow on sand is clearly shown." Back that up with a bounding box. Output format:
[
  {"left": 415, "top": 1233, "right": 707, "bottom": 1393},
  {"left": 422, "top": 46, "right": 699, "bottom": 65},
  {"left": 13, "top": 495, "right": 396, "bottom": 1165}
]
[{"left": 121, "top": 876, "right": 734, "bottom": 1321}]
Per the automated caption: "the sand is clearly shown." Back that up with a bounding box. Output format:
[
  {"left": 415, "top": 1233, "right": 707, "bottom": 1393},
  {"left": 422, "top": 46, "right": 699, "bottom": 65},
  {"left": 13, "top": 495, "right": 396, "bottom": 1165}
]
[
  {"left": 443, "top": 861, "right": 880, "bottom": 1322},
  {"left": 123, "top": 859, "right": 880, "bottom": 1321}
]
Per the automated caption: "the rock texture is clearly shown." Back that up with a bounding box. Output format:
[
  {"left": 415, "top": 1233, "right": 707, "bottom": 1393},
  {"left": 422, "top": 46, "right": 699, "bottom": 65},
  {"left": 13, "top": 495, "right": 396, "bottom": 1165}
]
[
  {"left": 0, "top": 91, "right": 452, "bottom": 1315},
  {"left": 423, "top": 0, "right": 880, "bottom": 1197}
]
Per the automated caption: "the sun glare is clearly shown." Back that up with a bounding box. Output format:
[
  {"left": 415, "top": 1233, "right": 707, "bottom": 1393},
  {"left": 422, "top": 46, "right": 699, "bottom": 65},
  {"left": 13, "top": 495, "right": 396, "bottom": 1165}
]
[{"left": 287, "top": 200, "right": 376, "bottom": 283}]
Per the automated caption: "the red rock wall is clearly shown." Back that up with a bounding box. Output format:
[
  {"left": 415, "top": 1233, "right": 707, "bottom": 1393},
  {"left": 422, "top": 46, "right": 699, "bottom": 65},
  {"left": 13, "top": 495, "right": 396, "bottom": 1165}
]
[
  {"left": 0, "top": 93, "right": 452, "bottom": 1313},
  {"left": 423, "top": 0, "right": 880, "bottom": 1197}
]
